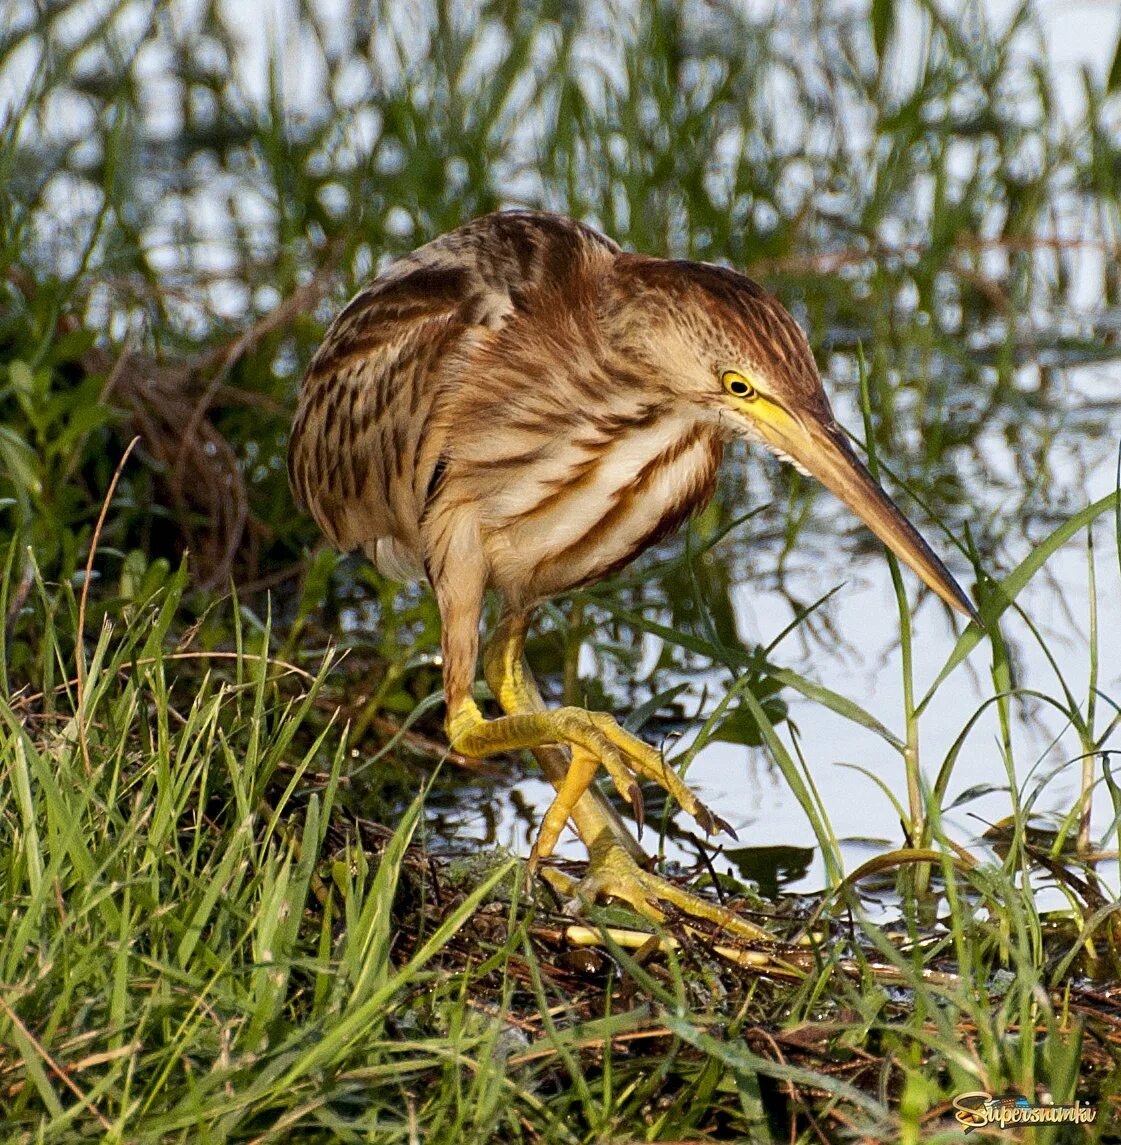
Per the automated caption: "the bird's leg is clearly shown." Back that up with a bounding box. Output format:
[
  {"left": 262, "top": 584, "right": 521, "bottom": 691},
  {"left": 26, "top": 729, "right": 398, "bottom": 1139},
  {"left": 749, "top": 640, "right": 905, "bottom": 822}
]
[
  {"left": 478, "top": 612, "right": 770, "bottom": 942},
  {"left": 479, "top": 611, "right": 643, "bottom": 863},
  {"left": 447, "top": 687, "right": 734, "bottom": 848},
  {"left": 445, "top": 613, "right": 733, "bottom": 847},
  {"left": 530, "top": 745, "right": 602, "bottom": 866}
]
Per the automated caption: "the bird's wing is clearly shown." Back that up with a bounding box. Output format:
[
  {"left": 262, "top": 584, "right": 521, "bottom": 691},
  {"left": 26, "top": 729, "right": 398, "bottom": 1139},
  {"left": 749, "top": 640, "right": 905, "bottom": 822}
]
[{"left": 288, "top": 211, "right": 619, "bottom": 565}]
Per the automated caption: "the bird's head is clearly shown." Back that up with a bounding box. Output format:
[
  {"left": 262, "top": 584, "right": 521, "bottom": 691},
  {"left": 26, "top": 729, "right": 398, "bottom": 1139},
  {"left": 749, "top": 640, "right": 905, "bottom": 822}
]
[{"left": 612, "top": 255, "right": 979, "bottom": 623}]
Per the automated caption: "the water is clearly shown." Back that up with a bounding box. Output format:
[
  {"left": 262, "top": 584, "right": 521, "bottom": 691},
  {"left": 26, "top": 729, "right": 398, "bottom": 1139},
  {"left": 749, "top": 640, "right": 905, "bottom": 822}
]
[
  {"left": 427, "top": 303, "right": 1121, "bottom": 902},
  {"left": 384, "top": 1, "right": 1121, "bottom": 902},
  {"left": 4, "top": 0, "right": 1119, "bottom": 903}
]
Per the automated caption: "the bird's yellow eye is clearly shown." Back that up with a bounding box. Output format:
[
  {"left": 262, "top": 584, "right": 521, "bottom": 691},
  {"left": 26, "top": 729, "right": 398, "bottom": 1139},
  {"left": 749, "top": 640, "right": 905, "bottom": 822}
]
[{"left": 722, "top": 371, "right": 756, "bottom": 400}]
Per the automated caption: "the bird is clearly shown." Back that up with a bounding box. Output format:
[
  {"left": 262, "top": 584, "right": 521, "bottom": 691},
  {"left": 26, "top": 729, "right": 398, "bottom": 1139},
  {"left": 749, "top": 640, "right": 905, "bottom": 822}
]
[{"left": 289, "top": 210, "right": 978, "bottom": 938}]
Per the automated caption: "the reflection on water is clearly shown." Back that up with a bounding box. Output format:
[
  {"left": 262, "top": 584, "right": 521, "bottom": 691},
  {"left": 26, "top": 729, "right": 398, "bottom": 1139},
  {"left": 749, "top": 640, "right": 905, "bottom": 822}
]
[{"left": 722, "top": 844, "right": 816, "bottom": 900}]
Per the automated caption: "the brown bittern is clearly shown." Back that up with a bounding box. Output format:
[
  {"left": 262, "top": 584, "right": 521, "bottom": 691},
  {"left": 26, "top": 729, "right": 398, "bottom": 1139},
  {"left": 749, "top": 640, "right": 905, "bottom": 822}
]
[{"left": 289, "top": 211, "right": 977, "bottom": 938}]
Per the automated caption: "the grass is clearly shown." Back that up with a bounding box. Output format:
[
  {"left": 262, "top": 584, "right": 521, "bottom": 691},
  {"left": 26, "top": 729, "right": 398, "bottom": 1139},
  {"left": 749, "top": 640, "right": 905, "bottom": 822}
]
[
  {"left": 2, "top": 0, "right": 1121, "bottom": 1139},
  {"left": 2, "top": 478, "right": 1119, "bottom": 1141}
]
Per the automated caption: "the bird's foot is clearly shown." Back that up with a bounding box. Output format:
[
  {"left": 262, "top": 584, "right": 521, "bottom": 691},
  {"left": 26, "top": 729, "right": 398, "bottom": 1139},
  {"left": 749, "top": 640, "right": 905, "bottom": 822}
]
[
  {"left": 449, "top": 698, "right": 734, "bottom": 861},
  {"left": 540, "top": 836, "right": 771, "bottom": 943},
  {"left": 528, "top": 745, "right": 602, "bottom": 868},
  {"left": 579, "top": 707, "right": 737, "bottom": 839}
]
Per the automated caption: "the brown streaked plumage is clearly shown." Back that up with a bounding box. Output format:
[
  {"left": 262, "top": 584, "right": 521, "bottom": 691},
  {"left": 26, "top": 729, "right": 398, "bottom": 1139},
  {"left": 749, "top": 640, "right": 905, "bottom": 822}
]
[{"left": 290, "top": 210, "right": 978, "bottom": 935}]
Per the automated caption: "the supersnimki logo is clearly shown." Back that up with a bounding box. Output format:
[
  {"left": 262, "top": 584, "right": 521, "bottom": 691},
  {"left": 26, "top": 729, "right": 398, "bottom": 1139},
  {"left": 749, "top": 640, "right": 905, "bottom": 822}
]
[{"left": 952, "top": 1091, "right": 1097, "bottom": 1132}]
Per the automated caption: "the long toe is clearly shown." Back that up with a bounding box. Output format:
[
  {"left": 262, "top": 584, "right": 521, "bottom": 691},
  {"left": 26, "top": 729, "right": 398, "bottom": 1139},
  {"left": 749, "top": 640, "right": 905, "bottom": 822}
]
[
  {"left": 585, "top": 712, "right": 736, "bottom": 839},
  {"left": 565, "top": 838, "right": 772, "bottom": 943}
]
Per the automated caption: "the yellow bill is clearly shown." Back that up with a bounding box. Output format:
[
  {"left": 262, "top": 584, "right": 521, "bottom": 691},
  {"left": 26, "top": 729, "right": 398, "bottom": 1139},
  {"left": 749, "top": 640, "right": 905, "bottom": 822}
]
[{"left": 757, "top": 410, "right": 980, "bottom": 624}]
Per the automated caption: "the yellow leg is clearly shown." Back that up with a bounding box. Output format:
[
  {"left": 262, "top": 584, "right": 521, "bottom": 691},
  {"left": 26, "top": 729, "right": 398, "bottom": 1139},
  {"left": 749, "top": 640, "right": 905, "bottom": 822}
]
[
  {"left": 482, "top": 611, "right": 646, "bottom": 865},
  {"left": 449, "top": 625, "right": 733, "bottom": 842},
  {"left": 528, "top": 745, "right": 599, "bottom": 868},
  {"left": 448, "top": 696, "right": 649, "bottom": 823},
  {"left": 478, "top": 613, "right": 771, "bottom": 943}
]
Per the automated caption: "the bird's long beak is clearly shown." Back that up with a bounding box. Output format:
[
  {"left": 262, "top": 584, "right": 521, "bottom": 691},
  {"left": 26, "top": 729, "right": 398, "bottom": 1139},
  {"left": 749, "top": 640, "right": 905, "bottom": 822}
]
[{"left": 758, "top": 412, "right": 980, "bottom": 624}]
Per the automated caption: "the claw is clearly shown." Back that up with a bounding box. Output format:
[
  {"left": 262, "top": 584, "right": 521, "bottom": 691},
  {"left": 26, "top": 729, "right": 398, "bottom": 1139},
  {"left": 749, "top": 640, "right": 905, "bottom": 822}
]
[
  {"left": 560, "top": 838, "right": 773, "bottom": 942},
  {"left": 629, "top": 782, "right": 645, "bottom": 839},
  {"left": 694, "top": 804, "right": 737, "bottom": 840},
  {"left": 694, "top": 803, "right": 716, "bottom": 836},
  {"left": 714, "top": 814, "right": 738, "bottom": 841}
]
